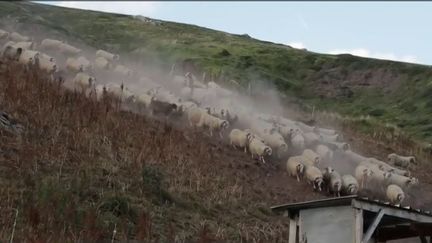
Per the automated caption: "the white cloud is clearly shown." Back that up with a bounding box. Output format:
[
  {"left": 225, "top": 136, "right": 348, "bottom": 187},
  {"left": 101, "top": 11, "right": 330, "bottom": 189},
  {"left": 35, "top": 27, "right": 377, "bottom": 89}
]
[
  {"left": 327, "top": 48, "right": 419, "bottom": 64},
  {"left": 38, "top": 1, "right": 160, "bottom": 16},
  {"left": 288, "top": 42, "right": 306, "bottom": 49}
]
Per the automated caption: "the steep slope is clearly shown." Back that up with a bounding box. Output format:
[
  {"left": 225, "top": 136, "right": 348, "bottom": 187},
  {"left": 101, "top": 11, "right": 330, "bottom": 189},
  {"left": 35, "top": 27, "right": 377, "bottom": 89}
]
[
  {"left": 0, "top": 62, "right": 327, "bottom": 241},
  {"left": 1, "top": 1, "right": 432, "bottom": 142}
]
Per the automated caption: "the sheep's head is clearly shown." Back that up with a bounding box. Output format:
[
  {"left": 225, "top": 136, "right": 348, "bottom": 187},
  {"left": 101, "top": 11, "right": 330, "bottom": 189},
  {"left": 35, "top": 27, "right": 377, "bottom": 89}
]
[
  {"left": 408, "top": 177, "right": 419, "bottom": 186},
  {"left": 220, "top": 120, "right": 229, "bottom": 130},
  {"left": 324, "top": 167, "right": 335, "bottom": 175},
  {"left": 387, "top": 153, "right": 396, "bottom": 161},
  {"left": 342, "top": 143, "right": 350, "bottom": 151},
  {"left": 409, "top": 156, "right": 417, "bottom": 165},
  {"left": 297, "top": 164, "right": 305, "bottom": 176},
  {"left": 348, "top": 185, "right": 358, "bottom": 195},
  {"left": 264, "top": 147, "right": 272, "bottom": 156},
  {"left": 315, "top": 177, "right": 324, "bottom": 191},
  {"left": 397, "top": 193, "right": 405, "bottom": 203},
  {"left": 383, "top": 172, "right": 392, "bottom": 180}
]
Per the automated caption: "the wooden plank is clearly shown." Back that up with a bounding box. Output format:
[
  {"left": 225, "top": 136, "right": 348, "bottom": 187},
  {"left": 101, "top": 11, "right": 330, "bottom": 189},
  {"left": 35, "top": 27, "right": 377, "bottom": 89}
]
[
  {"left": 354, "top": 208, "right": 363, "bottom": 243},
  {"left": 289, "top": 218, "right": 297, "bottom": 243},
  {"left": 362, "top": 209, "right": 384, "bottom": 243}
]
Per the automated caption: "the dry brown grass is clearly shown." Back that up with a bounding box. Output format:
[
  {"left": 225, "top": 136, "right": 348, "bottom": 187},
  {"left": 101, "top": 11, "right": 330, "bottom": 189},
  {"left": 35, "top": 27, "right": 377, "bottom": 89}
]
[{"left": 0, "top": 60, "right": 316, "bottom": 242}]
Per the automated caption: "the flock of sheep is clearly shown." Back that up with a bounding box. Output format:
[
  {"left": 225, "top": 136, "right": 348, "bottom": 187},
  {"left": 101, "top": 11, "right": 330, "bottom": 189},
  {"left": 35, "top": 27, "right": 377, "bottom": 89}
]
[{"left": 0, "top": 29, "right": 420, "bottom": 206}]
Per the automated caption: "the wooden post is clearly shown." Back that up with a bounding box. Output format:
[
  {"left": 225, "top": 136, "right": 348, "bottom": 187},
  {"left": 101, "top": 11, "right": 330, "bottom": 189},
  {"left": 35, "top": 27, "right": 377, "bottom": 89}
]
[
  {"left": 289, "top": 217, "right": 297, "bottom": 243},
  {"left": 354, "top": 208, "right": 363, "bottom": 243}
]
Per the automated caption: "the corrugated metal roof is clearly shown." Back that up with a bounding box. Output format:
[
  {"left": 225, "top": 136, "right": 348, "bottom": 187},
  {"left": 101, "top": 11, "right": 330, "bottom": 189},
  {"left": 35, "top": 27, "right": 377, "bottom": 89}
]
[{"left": 271, "top": 195, "right": 432, "bottom": 217}]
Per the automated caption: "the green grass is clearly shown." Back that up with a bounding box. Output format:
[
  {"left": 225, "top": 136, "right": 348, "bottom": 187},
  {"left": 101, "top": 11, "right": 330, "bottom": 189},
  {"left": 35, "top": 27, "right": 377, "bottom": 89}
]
[{"left": 2, "top": 1, "right": 432, "bottom": 141}]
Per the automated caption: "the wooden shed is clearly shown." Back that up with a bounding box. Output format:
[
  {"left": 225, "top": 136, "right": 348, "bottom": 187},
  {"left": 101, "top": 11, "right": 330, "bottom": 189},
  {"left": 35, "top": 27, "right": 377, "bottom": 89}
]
[{"left": 271, "top": 196, "right": 432, "bottom": 243}]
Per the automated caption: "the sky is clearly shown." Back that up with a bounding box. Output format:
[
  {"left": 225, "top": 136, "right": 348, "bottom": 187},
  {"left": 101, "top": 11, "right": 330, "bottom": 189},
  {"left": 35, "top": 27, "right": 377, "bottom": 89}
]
[{"left": 36, "top": 1, "right": 432, "bottom": 65}]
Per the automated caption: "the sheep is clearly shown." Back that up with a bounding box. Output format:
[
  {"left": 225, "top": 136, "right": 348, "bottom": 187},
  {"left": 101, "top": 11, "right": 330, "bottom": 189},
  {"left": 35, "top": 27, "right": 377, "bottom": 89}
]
[
  {"left": 187, "top": 107, "right": 209, "bottom": 128},
  {"left": 10, "top": 32, "right": 30, "bottom": 42},
  {"left": 388, "top": 174, "right": 419, "bottom": 189},
  {"left": 2, "top": 43, "right": 22, "bottom": 61},
  {"left": 94, "top": 56, "right": 112, "bottom": 70},
  {"left": 135, "top": 93, "right": 155, "bottom": 109},
  {"left": 343, "top": 150, "right": 367, "bottom": 164},
  {"left": 207, "top": 81, "right": 220, "bottom": 89},
  {"left": 341, "top": 175, "right": 359, "bottom": 195},
  {"left": 94, "top": 84, "right": 107, "bottom": 101},
  {"left": 387, "top": 153, "right": 416, "bottom": 169},
  {"left": 290, "top": 130, "right": 305, "bottom": 151},
  {"left": 319, "top": 133, "right": 341, "bottom": 143},
  {"left": 305, "top": 165, "right": 324, "bottom": 191},
  {"left": 40, "top": 38, "right": 63, "bottom": 50},
  {"left": 18, "top": 49, "right": 39, "bottom": 65},
  {"left": 303, "top": 132, "right": 320, "bottom": 147},
  {"left": 37, "top": 53, "right": 57, "bottom": 73},
  {"left": 302, "top": 149, "right": 320, "bottom": 166},
  {"left": 113, "top": 64, "right": 133, "bottom": 77},
  {"left": 322, "top": 166, "right": 342, "bottom": 196},
  {"left": 354, "top": 164, "right": 374, "bottom": 189},
  {"left": 262, "top": 132, "right": 288, "bottom": 159},
  {"left": 295, "top": 121, "right": 315, "bottom": 133},
  {"left": 66, "top": 56, "right": 92, "bottom": 73},
  {"left": 386, "top": 184, "right": 405, "bottom": 205},
  {"left": 105, "top": 83, "right": 135, "bottom": 103},
  {"left": 229, "top": 129, "right": 252, "bottom": 153},
  {"left": 73, "top": 72, "right": 96, "bottom": 94},
  {"left": 248, "top": 136, "right": 272, "bottom": 164},
  {"left": 277, "top": 125, "right": 298, "bottom": 140},
  {"left": 12, "top": 41, "right": 34, "bottom": 50},
  {"left": 367, "top": 158, "right": 409, "bottom": 176},
  {"left": 315, "top": 144, "right": 333, "bottom": 164},
  {"left": 325, "top": 141, "right": 350, "bottom": 151},
  {"left": 317, "top": 127, "right": 337, "bottom": 136},
  {"left": 59, "top": 43, "right": 81, "bottom": 56},
  {"left": 199, "top": 113, "right": 229, "bottom": 138},
  {"left": 96, "top": 49, "right": 119, "bottom": 61},
  {"left": 286, "top": 156, "right": 306, "bottom": 181},
  {"left": 149, "top": 99, "right": 179, "bottom": 118},
  {"left": 0, "top": 29, "right": 9, "bottom": 40}
]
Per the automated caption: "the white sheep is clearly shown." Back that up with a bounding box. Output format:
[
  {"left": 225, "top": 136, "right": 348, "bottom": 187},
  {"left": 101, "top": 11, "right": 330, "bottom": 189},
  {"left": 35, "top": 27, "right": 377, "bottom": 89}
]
[
  {"left": 10, "top": 32, "right": 30, "bottom": 42},
  {"left": 295, "top": 121, "right": 315, "bottom": 133},
  {"left": 386, "top": 184, "right": 405, "bottom": 205},
  {"left": 290, "top": 130, "right": 305, "bottom": 151},
  {"left": 387, "top": 153, "right": 416, "bottom": 169},
  {"left": 1, "top": 41, "right": 22, "bottom": 61},
  {"left": 66, "top": 56, "right": 92, "bottom": 73},
  {"left": 367, "top": 157, "right": 408, "bottom": 176},
  {"left": 388, "top": 173, "right": 419, "bottom": 189},
  {"left": 96, "top": 49, "right": 119, "bottom": 61},
  {"left": 40, "top": 38, "right": 63, "bottom": 51},
  {"left": 94, "top": 56, "right": 112, "bottom": 70},
  {"left": 113, "top": 64, "right": 133, "bottom": 77},
  {"left": 18, "top": 49, "right": 39, "bottom": 65},
  {"left": 0, "top": 29, "right": 9, "bottom": 40},
  {"left": 207, "top": 81, "right": 220, "bottom": 89},
  {"left": 199, "top": 113, "right": 229, "bottom": 138},
  {"left": 105, "top": 83, "right": 135, "bottom": 103},
  {"left": 328, "top": 170, "right": 342, "bottom": 197},
  {"left": 305, "top": 165, "right": 324, "bottom": 191},
  {"left": 229, "top": 129, "right": 252, "bottom": 153},
  {"left": 187, "top": 107, "right": 209, "bottom": 128},
  {"left": 73, "top": 72, "right": 96, "bottom": 94},
  {"left": 94, "top": 84, "right": 107, "bottom": 101},
  {"left": 315, "top": 144, "right": 333, "bottom": 164},
  {"left": 319, "top": 133, "right": 341, "bottom": 143},
  {"left": 317, "top": 127, "right": 337, "bottom": 136},
  {"left": 248, "top": 136, "right": 272, "bottom": 164},
  {"left": 13, "top": 41, "right": 34, "bottom": 50},
  {"left": 262, "top": 132, "right": 289, "bottom": 159},
  {"left": 134, "top": 93, "right": 155, "bottom": 109},
  {"left": 354, "top": 164, "right": 374, "bottom": 189},
  {"left": 302, "top": 149, "right": 320, "bottom": 166},
  {"left": 277, "top": 125, "right": 299, "bottom": 140},
  {"left": 326, "top": 141, "right": 350, "bottom": 151},
  {"left": 38, "top": 53, "right": 57, "bottom": 73},
  {"left": 341, "top": 175, "right": 359, "bottom": 195},
  {"left": 59, "top": 43, "right": 81, "bottom": 56},
  {"left": 343, "top": 150, "right": 367, "bottom": 164},
  {"left": 286, "top": 156, "right": 306, "bottom": 181},
  {"left": 303, "top": 132, "right": 320, "bottom": 147}
]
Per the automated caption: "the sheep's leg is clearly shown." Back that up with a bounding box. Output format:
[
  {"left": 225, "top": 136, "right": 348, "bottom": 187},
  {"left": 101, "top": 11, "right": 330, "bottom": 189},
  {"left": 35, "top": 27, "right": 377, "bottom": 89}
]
[
  {"left": 261, "top": 156, "right": 266, "bottom": 164},
  {"left": 219, "top": 131, "right": 223, "bottom": 139},
  {"left": 296, "top": 175, "right": 300, "bottom": 182},
  {"left": 232, "top": 143, "right": 237, "bottom": 149}
]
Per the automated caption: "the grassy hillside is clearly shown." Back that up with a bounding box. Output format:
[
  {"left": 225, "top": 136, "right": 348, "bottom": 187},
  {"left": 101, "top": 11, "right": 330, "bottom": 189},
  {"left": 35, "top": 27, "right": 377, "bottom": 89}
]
[{"left": 1, "top": 1, "right": 432, "bottom": 142}]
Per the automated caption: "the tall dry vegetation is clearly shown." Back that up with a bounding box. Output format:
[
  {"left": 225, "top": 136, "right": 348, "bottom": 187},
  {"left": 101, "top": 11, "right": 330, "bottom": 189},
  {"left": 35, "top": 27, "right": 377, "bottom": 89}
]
[{"left": 0, "top": 60, "right": 303, "bottom": 242}]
